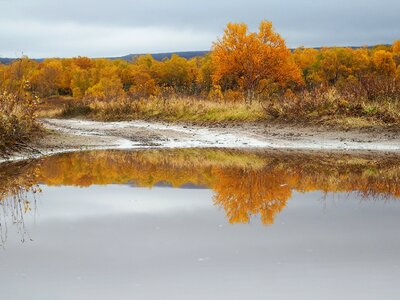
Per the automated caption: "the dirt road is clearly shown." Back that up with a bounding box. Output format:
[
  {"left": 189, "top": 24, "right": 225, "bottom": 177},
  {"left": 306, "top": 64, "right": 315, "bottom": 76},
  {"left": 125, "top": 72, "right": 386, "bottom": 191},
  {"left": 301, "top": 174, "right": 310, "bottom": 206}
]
[
  {"left": 37, "top": 118, "right": 400, "bottom": 150},
  {"left": 2, "top": 118, "right": 400, "bottom": 162}
]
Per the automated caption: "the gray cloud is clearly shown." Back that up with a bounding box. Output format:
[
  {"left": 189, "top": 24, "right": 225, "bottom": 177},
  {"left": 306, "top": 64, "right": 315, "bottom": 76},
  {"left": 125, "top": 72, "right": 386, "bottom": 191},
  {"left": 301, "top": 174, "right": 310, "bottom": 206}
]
[{"left": 1, "top": 0, "right": 399, "bottom": 57}]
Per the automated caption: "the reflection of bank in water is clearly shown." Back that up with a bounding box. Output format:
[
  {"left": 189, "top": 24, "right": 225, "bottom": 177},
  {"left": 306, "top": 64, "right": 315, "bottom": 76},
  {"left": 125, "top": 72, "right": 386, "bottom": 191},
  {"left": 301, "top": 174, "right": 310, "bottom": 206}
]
[
  {"left": 0, "top": 160, "right": 42, "bottom": 246},
  {"left": 1, "top": 149, "right": 400, "bottom": 237}
]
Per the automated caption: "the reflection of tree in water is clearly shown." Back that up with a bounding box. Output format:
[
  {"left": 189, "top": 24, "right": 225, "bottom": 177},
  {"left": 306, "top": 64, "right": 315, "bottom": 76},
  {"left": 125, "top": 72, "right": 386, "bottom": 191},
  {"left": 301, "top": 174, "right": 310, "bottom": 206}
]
[
  {"left": 37, "top": 149, "right": 400, "bottom": 224},
  {"left": 212, "top": 167, "right": 291, "bottom": 224},
  {"left": 0, "top": 161, "right": 40, "bottom": 246},
  {"left": 213, "top": 155, "right": 400, "bottom": 224},
  {"left": 1, "top": 149, "right": 400, "bottom": 237}
]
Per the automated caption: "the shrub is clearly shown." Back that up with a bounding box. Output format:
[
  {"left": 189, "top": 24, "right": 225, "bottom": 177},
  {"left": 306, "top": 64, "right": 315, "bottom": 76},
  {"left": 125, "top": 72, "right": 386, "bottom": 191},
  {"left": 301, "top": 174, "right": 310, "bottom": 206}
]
[
  {"left": 263, "top": 87, "right": 400, "bottom": 126},
  {"left": 0, "top": 91, "right": 41, "bottom": 155}
]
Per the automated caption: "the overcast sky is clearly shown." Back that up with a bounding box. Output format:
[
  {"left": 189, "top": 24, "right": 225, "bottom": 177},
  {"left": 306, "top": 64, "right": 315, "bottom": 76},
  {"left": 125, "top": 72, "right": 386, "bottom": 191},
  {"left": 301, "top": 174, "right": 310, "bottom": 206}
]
[{"left": 1, "top": 0, "right": 399, "bottom": 58}]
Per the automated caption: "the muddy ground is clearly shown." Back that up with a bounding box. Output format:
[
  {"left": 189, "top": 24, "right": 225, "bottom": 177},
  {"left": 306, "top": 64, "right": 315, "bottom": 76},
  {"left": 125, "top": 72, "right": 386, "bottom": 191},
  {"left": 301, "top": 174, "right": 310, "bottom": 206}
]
[
  {"left": 2, "top": 118, "right": 400, "bottom": 162},
  {"left": 39, "top": 118, "right": 400, "bottom": 149}
]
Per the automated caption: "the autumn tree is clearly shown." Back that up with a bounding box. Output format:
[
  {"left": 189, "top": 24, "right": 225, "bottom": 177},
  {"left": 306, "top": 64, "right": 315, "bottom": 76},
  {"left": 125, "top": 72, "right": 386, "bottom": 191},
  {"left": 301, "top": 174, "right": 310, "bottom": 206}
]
[
  {"left": 393, "top": 40, "right": 400, "bottom": 54},
  {"left": 153, "top": 54, "right": 198, "bottom": 94},
  {"left": 0, "top": 64, "right": 6, "bottom": 90},
  {"left": 392, "top": 40, "right": 400, "bottom": 67},
  {"left": 351, "top": 48, "right": 371, "bottom": 78},
  {"left": 372, "top": 50, "right": 396, "bottom": 77},
  {"left": 293, "top": 47, "right": 319, "bottom": 86},
  {"left": 129, "top": 72, "right": 159, "bottom": 98},
  {"left": 30, "top": 59, "right": 63, "bottom": 97},
  {"left": 211, "top": 20, "right": 303, "bottom": 103},
  {"left": 307, "top": 47, "right": 359, "bottom": 86},
  {"left": 69, "top": 57, "right": 96, "bottom": 98},
  {"left": 86, "top": 63, "right": 125, "bottom": 100},
  {"left": 128, "top": 55, "right": 159, "bottom": 98},
  {"left": 197, "top": 54, "right": 214, "bottom": 95},
  {"left": 72, "top": 56, "right": 93, "bottom": 70},
  {"left": 1, "top": 57, "right": 37, "bottom": 97},
  {"left": 70, "top": 67, "right": 91, "bottom": 98},
  {"left": 113, "top": 59, "right": 134, "bottom": 91}
]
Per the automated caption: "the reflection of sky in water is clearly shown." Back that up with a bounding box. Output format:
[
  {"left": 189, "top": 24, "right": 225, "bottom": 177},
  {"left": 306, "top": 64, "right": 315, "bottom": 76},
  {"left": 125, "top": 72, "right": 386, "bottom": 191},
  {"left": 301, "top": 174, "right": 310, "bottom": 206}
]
[
  {"left": 33, "top": 185, "right": 213, "bottom": 220},
  {"left": 1, "top": 185, "right": 400, "bottom": 300}
]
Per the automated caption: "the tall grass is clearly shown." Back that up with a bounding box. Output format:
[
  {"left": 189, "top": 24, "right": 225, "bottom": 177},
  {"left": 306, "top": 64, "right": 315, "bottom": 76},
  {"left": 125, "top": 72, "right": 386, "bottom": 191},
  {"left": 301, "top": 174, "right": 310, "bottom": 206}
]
[{"left": 57, "top": 96, "right": 266, "bottom": 123}]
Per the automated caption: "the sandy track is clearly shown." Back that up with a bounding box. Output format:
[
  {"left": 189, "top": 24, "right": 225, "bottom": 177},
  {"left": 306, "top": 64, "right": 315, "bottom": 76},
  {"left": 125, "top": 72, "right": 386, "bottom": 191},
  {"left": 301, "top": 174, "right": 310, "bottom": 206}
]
[
  {"left": 2, "top": 118, "right": 400, "bottom": 163},
  {"left": 40, "top": 118, "right": 400, "bottom": 151}
]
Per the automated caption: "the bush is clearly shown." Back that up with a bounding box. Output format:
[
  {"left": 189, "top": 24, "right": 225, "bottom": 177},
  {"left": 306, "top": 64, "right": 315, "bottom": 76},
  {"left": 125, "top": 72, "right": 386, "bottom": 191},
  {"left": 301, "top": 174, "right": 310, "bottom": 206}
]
[
  {"left": 59, "top": 101, "right": 92, "bottom": 118},
  {"left": 263, "top": 87, "right": 400, "bottom": 126},
  {"left": 0, "top": 91, "right": 41, "bottom": 156}
]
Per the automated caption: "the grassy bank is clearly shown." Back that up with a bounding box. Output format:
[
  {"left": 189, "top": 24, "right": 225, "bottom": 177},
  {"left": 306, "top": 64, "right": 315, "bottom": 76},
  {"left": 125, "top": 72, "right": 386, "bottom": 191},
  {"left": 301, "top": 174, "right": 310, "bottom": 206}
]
[
  {"left": 40, "top": 89, "right": 400, "bottom": 129},
  {"left": 0, "top": 92, "right": 42, "bottom": 157},
  {"left": 41, "top": 96, "right": 266, "bottom": 123},
  {"left": 265, "top": 88, "right": 400, "bottom": 128}
]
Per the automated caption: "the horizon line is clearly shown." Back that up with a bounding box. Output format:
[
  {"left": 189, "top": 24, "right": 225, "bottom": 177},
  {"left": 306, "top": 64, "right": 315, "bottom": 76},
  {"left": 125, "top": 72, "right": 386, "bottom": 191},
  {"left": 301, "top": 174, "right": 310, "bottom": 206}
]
[{"left": 0, "top": 43, "right": 393, "bottom": 60}]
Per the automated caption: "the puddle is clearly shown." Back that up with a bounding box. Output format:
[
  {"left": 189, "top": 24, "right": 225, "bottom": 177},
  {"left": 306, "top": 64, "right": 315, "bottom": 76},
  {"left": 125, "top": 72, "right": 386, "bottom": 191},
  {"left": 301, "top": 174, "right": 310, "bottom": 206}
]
[{"left": 1, "top": 149, "right": 400, "bottom": 299}]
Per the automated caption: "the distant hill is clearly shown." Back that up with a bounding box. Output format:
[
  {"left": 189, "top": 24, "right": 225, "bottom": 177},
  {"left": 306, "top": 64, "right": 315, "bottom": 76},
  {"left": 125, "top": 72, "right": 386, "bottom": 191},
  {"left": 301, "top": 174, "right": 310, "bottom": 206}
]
[
  {"left": 115, "top": 51, "right": 210, "bottom": 61},
  {"left": 0, "top": 45, "right": 391, "bottom": 65},
  {"left": 0, "top": 57, "right": 17, "bottom": 64},
  {"left": 0, "top": 51, "right": 210, "bottom": 64}
]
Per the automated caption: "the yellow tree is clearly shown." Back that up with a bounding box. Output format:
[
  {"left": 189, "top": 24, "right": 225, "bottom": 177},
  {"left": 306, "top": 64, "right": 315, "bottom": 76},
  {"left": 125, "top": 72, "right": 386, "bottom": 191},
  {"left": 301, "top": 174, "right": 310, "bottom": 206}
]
[
  {"left": 86, "top": 64, "right": 125, "bottom": 100},
  {"left": 30, "top": 59, "right": 63, "bottom": 97},
  {"left": 129, "top": 71, "right": 159, "bottom": 98},
  {"left": 197, "top": 54, "right": 214, "bottom": 94},
  {"left": 211, "top": 20, "right": 302, "bottom": 103},
  {"left": 2, "top": 57, "right": 37, "bottom": 96},
  {"left": 351, "top": 48, "right": 371, "bottom": 78},
  {"left": 0, "top": 64, "right": 6, "bottom": 90},
  {"left": 153, "top": 54, "right": 196, "bottom": 93},
  {"left": 393, "top": 40, "right": 400, "bottom": 66},
  {"left": 72, "top": 56, "right": 93, "bottom": 70},
  {"left": 372, "top": 50, "right": 396, "bottom": 77},
  {"left": 70, "top": 67, "right": 91, "bottom": 98},
  {"left": 113, "top": 60, "right": 134, "bottom": 91},
  {"left": 293, "top": 47, "right": 319, "bottom": 86},
  {"left": 392, "top": 40, "right": 400, "bottom": 55},
  {"left": 86, "top": 76, "right": 125, "bottom": 100},
  {"left": 57, "top": 59, "right": 74, "bottom": 96},
  {"left": 129, "top": 55, "right": 159, "bottom": 98},
  {"left": 70, "top": 57, "right": 95, "bottom": 98}
]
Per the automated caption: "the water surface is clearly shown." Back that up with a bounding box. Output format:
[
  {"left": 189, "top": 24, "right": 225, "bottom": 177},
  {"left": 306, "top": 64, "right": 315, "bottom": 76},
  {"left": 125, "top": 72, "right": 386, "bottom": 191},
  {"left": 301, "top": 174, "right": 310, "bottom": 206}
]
[{"left": 1, "top": 149, "right": 400, "bottom": 299}]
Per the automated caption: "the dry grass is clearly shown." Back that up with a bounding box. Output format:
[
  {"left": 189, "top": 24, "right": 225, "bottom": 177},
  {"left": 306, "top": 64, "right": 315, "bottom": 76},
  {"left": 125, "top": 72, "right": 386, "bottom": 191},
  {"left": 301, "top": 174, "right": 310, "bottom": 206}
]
[
  {"left": 264, "top": 88, "right": 400, "bottom": 128},
  {"left": 42, "top": 89, "right": 400, "bottom": 130},
  {"left": 53, "top": 96, "right": 266, "bottom": 123},
  {"left": 0, "top": 92, "right": 42, "bottom": 156},
  {"left": 36, "top": 97, "right": 73, "bottom": 118}
]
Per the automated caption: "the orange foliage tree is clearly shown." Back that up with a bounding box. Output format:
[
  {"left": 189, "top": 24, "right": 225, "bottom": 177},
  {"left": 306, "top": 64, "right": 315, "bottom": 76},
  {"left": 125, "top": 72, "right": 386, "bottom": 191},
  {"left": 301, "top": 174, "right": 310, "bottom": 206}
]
[
  {"left": 1, "top": 32, "right": 399, "bottom": 105},
  {"left": 393, "top": 40, "right": 400, "bottom": 65},
  {"left": 372, "top": 50, "right": 396, "bottom": 77},
  {"left": 30, "top": 59, "right": 63, "bottom": 97},
  {"left": 211, "top": 20, "right": 303, "bottom": 103}
]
